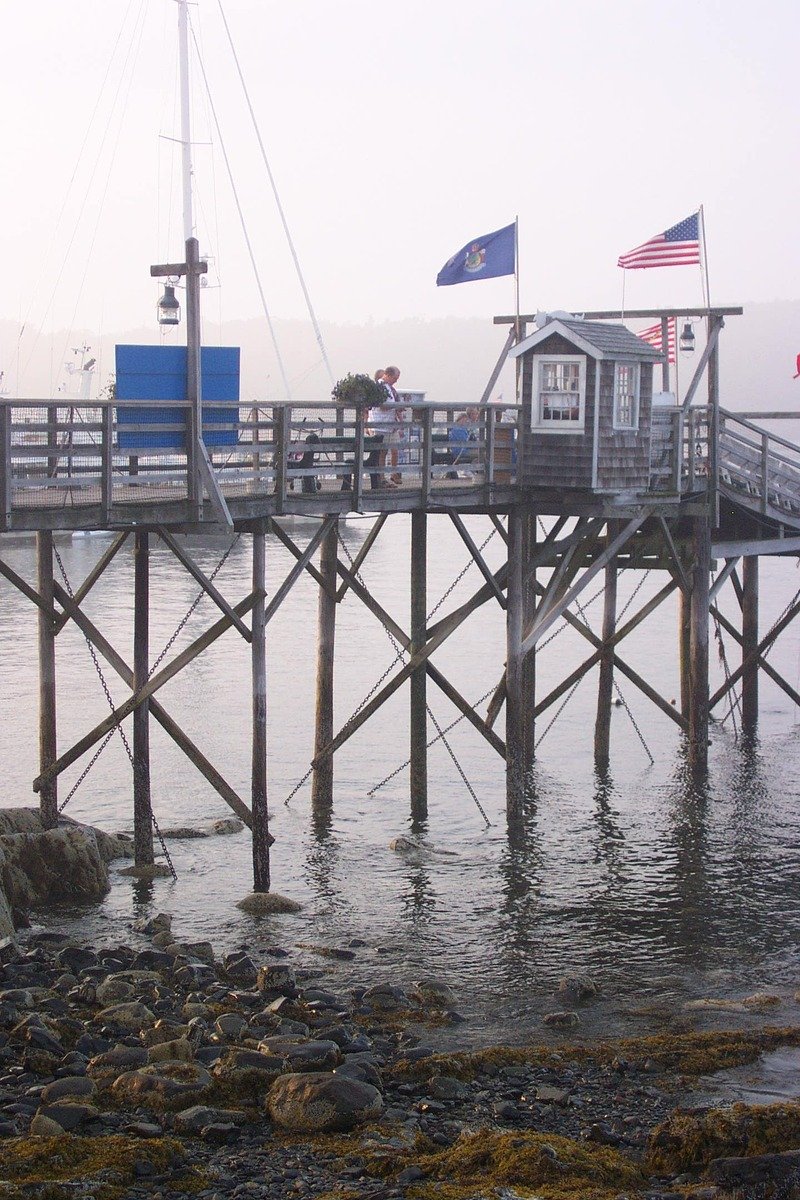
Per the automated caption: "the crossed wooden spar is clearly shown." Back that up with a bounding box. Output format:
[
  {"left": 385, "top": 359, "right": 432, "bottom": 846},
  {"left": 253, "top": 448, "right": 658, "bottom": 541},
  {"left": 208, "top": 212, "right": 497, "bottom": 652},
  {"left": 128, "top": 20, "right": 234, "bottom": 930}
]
[{"left": 7, "top": 509, "right": 796, "bottom": 882}]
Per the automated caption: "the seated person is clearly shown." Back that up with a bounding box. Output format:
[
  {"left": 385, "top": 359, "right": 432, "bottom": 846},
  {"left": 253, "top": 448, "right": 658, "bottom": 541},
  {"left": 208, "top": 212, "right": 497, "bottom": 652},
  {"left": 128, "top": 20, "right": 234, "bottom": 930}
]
[{"left": 433, "top": 407, "right": 480, "bottom": 478}]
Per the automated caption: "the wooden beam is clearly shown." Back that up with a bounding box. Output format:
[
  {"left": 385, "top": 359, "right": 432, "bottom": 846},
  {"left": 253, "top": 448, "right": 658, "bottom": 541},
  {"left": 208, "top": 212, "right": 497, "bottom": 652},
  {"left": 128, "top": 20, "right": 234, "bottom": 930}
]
[
  {"left": 449, "top": 511, "right": 507, "bottom": 608},
  {"left": 711, "top": 604, "right": 800, "bottom": 711},
  {"left": 506, "top": 509, "right": 525, "bottom": 813},
  {"left": 682, "top": 319, "right": 722, "bottom": 413},
  {"left": 52, "top": 578, "right": 253, "bottom": 825},
  {"left": 133, "top": 531, "right": 154, "bottom": 866},
  {"left": 269, "top": 517, "right": 328, "bottom": 591},
  {"left": 33, "top": 592, "right": 258, "bottom": 792},
  {"left": 485, "top": 673, "right": 506, "bottom": 729},
  {"left": 311, "top": 562, "right": 508, "bottom": 768},
  {"left": 251, "top": 528, "right": 272, "bottom": 891},
  {"left": 594, "top": 521, "right": 618, "bottom": 766},
  {"left": 480, "top": 324, "right": 517, "bottom": 405},
  {"left": 711, "top": 536, "right": 800, "bottom": 558},
  {"left": 709, "top": 592, "right": 800, "bottom": 708},
  {"left": 688, "top": 515, "right": 711, "bottom": 770},
  {"left": 521, "top": 515, "right": 648, "bottom": 656},
  {"left": 335, "top": 552, "right": 506, "bottom": 755},
  {"left": 656, "top": 515, "right": 690, "bottom": 593},
  {"left": 494, "top": 306, "right": 743, "bottom": 323},
  {"left": 158, "top": 528, "right": 251, "bottom": 640},
  {"left": 410, "top": 511, "right": 428, "bottom": 819},
  {"left": 53, "top": 533, "right": 129, "bottom": 634},
  {"left": 312, "top": 520, "right": 338, "bottom": 811},
  {"left": 488, "top": 512, "right": 509, "bottom": 544},
  {"left": 426, "top": 663, "right": 505, "bottom": 757},
  {"left": 335, "top": 513, "right": 387, "bottom": 601},
  {"left": 709, "top": 557, "right": 740, "bottom": 603},
  {"left": 265, "top": 517, "right": 336, "bottom": 625},
  {"left": 742, "top": 556, "right": 759, "bottom": 730},
  {"left": 0, "top": 556, "right": 55, "bottom": 614},
  {"left": 37, "top": 532, "right": 57, "bottom": 828}
]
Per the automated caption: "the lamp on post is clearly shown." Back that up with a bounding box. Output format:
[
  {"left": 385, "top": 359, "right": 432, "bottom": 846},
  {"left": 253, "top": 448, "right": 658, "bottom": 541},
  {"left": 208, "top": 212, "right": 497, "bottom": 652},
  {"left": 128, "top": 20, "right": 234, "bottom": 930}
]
[
  {"left": 150, "top": 239, "right": 232, "bottom": 528},
  {"left": 679, "top": 321, "right": 696, "bottom": 354},
  {"left": 157, "top": 284, "right": 181, "bottom": 327}
]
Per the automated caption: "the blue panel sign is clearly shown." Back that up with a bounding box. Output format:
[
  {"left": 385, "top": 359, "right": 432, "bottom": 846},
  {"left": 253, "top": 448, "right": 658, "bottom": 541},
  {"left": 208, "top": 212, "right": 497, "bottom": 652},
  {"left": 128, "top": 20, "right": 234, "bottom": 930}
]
[{"left": 115, "top": 344, "right": 240, "bottom": 450}]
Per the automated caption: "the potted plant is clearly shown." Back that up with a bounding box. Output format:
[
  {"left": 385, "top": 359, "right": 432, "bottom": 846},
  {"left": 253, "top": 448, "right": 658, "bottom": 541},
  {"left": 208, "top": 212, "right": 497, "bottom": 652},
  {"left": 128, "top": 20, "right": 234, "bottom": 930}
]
[{"left": 331, "top": 373, "right": 386, "bottom": 409}]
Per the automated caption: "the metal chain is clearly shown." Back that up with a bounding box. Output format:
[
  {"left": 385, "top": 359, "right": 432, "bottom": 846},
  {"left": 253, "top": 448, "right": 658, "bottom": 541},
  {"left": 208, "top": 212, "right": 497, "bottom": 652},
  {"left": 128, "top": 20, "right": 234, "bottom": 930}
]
[
  {"left": 611, "top": 679, "right": 655, "bottom": 763},
  {"left": 368, "top": 683, "right": 498, "bottom": 797},
  {"left": 149, "top": 534, "right": 241, "bottom": 675},
  {"left": 535, "top": 680, "right": 582, "bottom": 749}
]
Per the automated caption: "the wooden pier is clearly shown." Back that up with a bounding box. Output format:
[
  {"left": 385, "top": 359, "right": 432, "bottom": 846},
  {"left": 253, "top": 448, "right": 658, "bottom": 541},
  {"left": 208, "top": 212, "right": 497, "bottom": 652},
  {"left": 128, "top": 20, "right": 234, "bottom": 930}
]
[{"left": 3, "top": 305, "right": 800, "bottom": 898}]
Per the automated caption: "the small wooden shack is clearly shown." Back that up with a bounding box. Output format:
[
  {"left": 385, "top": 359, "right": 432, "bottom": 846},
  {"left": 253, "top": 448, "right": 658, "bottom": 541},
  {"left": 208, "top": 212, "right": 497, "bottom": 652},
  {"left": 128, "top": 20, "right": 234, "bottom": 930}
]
[{"left": 509, "top": 316, "right": 662, "bottom": 493}]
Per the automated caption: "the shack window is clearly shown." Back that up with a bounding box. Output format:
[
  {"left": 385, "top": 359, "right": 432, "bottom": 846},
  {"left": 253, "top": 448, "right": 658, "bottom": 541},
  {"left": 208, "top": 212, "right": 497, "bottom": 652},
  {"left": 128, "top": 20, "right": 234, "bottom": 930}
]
[
  {"left": 613, "top": 362, "right": 640, "bottom": 429},
  {"left": 535, "top": 356, "right": 585, "bottom": 431}
]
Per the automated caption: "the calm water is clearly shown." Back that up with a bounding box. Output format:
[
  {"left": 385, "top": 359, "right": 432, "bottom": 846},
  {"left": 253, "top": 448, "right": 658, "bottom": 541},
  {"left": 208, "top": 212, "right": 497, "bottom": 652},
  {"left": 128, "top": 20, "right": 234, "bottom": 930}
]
[{"left": 2, "top": 519, "right": 800, "bottom": 1047}]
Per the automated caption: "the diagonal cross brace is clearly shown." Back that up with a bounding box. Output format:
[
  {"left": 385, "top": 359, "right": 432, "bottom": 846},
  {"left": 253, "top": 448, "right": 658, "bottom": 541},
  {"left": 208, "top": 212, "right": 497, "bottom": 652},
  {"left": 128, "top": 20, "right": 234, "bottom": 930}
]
[
  {"left": 312, "top": 560, "right": 510, "bottom": 768},
  {"left": 33, "top": 592, "right": 258, "bottom": 792},
  {"left": 520, "top": 514, "right": 649, "bottom": 656}
]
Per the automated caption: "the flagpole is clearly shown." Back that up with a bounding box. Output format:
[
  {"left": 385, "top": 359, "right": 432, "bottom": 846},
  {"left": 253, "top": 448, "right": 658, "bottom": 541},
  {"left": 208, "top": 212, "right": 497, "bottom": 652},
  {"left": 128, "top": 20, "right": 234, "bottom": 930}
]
[
  {"left": 620, "top": 269, "right": 626, "bottom": 322},
  {"left": 699, "top": 204, "right": 711, "bottom": 309},
  {"left": 514, "top": 215, "right": 521, "bottom": 401},
  {"left": 514, "top": 215, "right": 520, "bottom": 338}
]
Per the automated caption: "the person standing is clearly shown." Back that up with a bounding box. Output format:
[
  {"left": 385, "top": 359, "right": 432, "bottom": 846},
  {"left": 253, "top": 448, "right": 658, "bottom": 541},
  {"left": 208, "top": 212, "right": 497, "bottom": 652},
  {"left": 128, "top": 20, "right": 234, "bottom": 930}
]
[{"left": 366, "top": 365, "right": 401, "bottom": 490}]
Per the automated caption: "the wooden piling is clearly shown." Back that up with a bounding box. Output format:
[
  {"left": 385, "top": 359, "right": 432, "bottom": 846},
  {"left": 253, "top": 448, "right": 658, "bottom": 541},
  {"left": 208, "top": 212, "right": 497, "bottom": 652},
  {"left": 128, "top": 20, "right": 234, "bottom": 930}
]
[
  {"left": 521, "top": 512, "right": 536, "bottom": 773},
  {"left": 312, "top": 518, "right": 338, "bottom": 811},
  {"left": 506, "top": 508, "right": 525, "bottom": 815},
  {"left": 410, "top": 510, "right": 428, "bottom": 820},
  {"left": 251, "top": 526, "right": 271, "bottom": 891},
  {"left": 688, "top": 515, "right": 711, "bottom": 771},
  {"left": 37, "top": 531, "right": 58, "bottom": 829},
  {"left": 133, "top": 530, "right": 154, "bottom": 865},
  {"left": 742, "top": 554, "right": 759, "bottom": 731},
  {"left": 594, "top": 520, "right": 618, "bottom": 767},
  {"left": 678, "top": 585, "right": 691, "bottom": 719}
]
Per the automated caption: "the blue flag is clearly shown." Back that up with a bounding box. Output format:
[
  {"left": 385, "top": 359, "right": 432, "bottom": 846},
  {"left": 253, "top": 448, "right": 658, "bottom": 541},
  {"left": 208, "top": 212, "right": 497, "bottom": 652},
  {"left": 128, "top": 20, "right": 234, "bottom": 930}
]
[{"left": 436, "top": 222, "right": 516, "bottom": 286}]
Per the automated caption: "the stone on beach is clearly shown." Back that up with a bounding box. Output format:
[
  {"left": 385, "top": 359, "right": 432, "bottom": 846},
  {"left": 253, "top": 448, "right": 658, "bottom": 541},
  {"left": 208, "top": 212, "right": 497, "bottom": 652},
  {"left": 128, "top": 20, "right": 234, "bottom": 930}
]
[
  {"left": 111, "top": 1061, "right": 213, "bottom": 1109},
  {"left": 543, "top": 1010, "right": 580, "bottom": 1028},
  {"left": 236, "top": 891, "right": 303, "bottom": 914},
  {"left": 267, "top": 1070, "right": 383, "bottom": 1131}
]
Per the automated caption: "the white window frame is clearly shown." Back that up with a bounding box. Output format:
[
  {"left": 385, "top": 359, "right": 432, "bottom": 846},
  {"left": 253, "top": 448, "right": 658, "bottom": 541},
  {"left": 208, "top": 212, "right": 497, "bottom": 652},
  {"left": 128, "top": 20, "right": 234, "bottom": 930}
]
[
  {"left": 533, "top": 355, "right": 586, "bottom": 433},
  {"left": 613, "top": 361, "right": 640, "bottom": 431}
]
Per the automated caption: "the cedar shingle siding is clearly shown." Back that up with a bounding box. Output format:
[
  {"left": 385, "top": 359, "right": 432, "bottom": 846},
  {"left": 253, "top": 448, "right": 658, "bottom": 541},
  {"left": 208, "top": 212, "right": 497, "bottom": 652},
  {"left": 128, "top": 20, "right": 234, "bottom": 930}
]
[{"left": 517, "top": 323, "right": 657, "bottom": 493}]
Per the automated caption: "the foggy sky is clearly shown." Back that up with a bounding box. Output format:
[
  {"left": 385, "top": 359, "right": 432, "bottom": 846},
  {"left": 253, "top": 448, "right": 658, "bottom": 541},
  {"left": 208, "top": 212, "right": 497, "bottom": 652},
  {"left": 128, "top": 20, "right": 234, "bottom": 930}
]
[{"left": 2, "top": 0, "right": 798, "bottom": 395}]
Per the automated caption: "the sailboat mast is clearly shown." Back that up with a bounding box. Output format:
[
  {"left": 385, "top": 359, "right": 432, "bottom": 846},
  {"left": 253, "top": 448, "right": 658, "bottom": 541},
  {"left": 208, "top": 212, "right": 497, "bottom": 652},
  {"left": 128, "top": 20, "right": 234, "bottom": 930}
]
[{"left": 177, "top": 0, "right": 194, "bottom": 242}]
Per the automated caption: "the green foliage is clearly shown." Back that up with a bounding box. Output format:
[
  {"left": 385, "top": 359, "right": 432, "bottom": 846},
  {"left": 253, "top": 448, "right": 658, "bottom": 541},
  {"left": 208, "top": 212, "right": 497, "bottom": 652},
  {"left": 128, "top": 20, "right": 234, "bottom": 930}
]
[{"left": 331, "top": 373, "right": 386, "bottom": 408}]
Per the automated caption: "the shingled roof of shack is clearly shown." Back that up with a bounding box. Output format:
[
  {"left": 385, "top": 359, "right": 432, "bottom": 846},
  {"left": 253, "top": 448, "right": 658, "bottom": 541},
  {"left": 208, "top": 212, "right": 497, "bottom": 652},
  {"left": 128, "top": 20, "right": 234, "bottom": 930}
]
[{"left": 510, "top": 317, "right": 663, "bottom": 361}]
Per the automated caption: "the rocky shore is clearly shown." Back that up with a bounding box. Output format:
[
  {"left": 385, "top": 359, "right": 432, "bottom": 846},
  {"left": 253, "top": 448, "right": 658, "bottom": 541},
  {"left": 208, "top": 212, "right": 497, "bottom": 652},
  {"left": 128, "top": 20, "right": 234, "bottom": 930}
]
[{"left": 1, "top": 908, "right": 800, "bottom": 1200}]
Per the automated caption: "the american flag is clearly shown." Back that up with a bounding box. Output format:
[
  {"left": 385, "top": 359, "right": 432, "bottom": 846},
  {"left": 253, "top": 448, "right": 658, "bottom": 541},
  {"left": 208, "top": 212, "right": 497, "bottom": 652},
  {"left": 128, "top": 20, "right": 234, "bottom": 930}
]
[
  {"left": 618, "top": 212, "right": 700, "bottom": 270},
  {"left": 637, "top": 318, "right": 676, "bottom": 363}
]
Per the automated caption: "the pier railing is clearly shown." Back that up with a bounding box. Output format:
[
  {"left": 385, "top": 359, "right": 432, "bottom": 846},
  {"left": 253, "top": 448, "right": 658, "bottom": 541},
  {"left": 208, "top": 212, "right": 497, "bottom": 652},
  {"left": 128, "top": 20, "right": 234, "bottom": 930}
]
[
  {"left": 0, "top": 399, "right": 520, "bottom": 524},
  {"left": 717, "top": 407, "right": 800, "bottom": 519}
]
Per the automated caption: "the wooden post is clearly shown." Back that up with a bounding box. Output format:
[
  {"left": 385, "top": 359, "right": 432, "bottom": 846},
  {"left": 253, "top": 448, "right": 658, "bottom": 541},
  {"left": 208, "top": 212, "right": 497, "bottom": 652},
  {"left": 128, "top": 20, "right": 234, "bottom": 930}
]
[
  {"left": 678, "top": 585, "right": 691, "bottom": 719},
  {"left": 742, "top": 555, "right": 759, "bottom": 731},
  {"left": 37, "top": 531, "right": 58, "bottom": 829},
  {"left": 506, "top": 509, "right": 524, "bottom": 815},
  {"left": 688, "top": 514, "right": 711, "bottom": 771},
  {"left": 410, "top": 510, "right": 428, "bottom": 820},
  {"left": 312, "top": 519, "right": 338, "bottom": 811},
  {"left": 251, "top": 526, "right": 271, "bottom": 891},
  {"left": 132, "top": 531, "right": 154, "bottom": 865},
  {"left": 521, "top": 511, "right": 536, "bottom": 772},
  {"left": 594, "top": 520, "right": 618, "bottom": 767}
]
